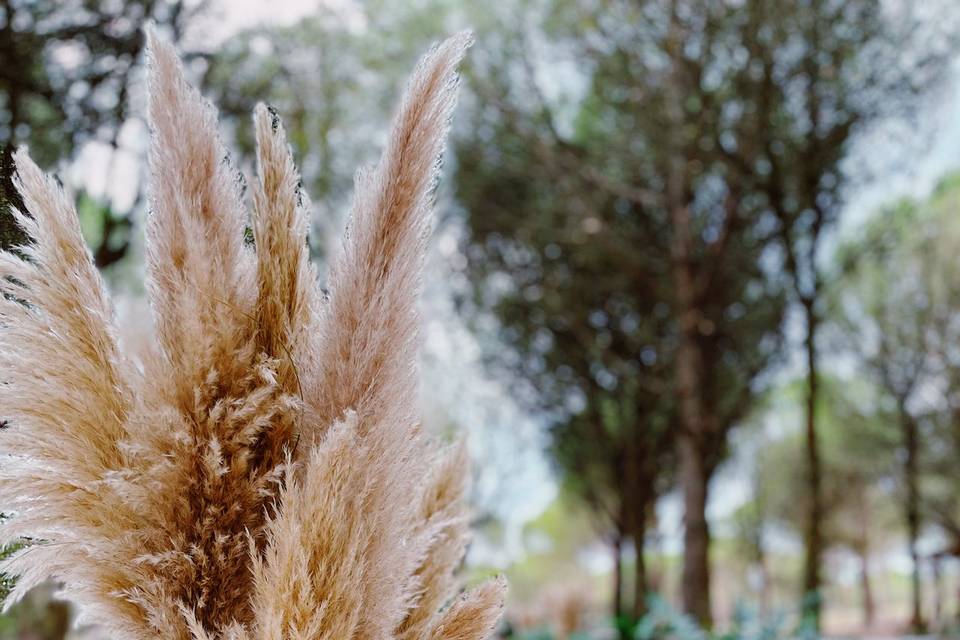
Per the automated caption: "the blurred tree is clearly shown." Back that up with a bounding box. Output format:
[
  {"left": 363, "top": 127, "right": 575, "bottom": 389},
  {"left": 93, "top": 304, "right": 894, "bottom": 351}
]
[
  {"left": 727, "top": 412, "right": 776, "bottom": 616},
  {"left": 757, "top": 376, "right": 899, "bottom": 629},
  {"left": 551, "top": 382, "right": 674, "bottom": 624},
  {"left": 729, "top": 481, "right": 771, "bottom": 614},
  {"left": 857, "top": 176, "right": 960, "bottom": 628},
  {"left": 455, "top": 1, "right": 791, "bottom": 625},
  {"left": 0, "top": 0, "right": 204, "bottom": 261},
  {"left": 722, "top": 3, "right": 957, "bottom": 625},
  {"left": 460, "top": 0, "right": 957, "bottom": 620},
  {"left": 833, "top": 204, "right": 929, "bottom": 630},
  {"left": 831, "top": 188, "right": 960, "bottom": 631}
]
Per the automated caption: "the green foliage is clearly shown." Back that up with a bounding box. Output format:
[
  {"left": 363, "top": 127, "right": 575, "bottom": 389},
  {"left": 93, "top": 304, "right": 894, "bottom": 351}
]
[
  {"left": 510, "top": 630, "right": 592, "bottom": 640},
  {"left": 504, "top": 597, "right": 820, "bottom": 640},
  {"left": 646, "top": 599, "right": 815, "bottom": 640},
  {"left": 756, "top": 376, "right": 899, "bottom": 537},
  {"left": 454, "top": 0, "right": 792, "bottom": 542},
  {"left": 0, "top": 0, "right": 198, "bottom": 256},
  {"left": 75, "top": 190, "right": 133, "bottom": 270},
  {"left": 499, "top": 495, "right": 604, "bottom": 602},
  {"left": 0, "top": 542, "right": 20, "bottom": 602},
  {"left": 0, "top": 1, "right": 183, "bottom": 165},
  {"left": 451, "top": 0, "right": 958, "bottom": 620},
  {"left": 0, "top": 543, "right": 73, "bottom": 640}
]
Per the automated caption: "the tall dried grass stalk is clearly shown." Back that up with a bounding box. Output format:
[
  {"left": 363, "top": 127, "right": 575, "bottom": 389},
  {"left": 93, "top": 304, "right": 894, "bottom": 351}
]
[{"left": 0, "top": 27, "right": 504, "bottom": 640}]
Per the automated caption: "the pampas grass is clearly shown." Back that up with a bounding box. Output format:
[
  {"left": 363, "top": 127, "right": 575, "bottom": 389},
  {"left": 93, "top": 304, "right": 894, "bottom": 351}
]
[{"left": 0, "top": 27, "right": 505, "bottom": 640}]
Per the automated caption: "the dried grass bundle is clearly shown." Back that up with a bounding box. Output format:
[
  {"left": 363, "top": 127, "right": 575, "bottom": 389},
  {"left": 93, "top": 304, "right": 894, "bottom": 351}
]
[{"left": 0, "top": 27, "right": 505, "bottom": 640}]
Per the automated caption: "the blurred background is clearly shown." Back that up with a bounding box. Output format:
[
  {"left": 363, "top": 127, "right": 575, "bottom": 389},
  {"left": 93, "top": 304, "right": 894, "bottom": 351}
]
[{"left": 4, "top": 0, "right": 960, "bottom": 638}]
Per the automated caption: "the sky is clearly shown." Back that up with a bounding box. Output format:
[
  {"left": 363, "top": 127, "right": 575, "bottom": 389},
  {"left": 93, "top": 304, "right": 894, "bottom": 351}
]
[
  {"left": 185, "top": 0, "right": 341, "bottom": 46},
  {"left": 66, "top": 0, "right": 960, "bottom": 567},
  {"left": 840, "top": 60, "right": 960, "bottom": 236}
]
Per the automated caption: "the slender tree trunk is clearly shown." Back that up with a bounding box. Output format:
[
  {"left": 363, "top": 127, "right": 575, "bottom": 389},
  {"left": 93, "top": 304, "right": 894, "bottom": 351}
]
[
  {"left": 748, "top": 470, "right": 771, "bottom": 616},
  {"left": 801, "top": 301, "right": 823, "bottom": 627},
  {"left": 903, "top": 410, "right": 925, "bottom": 632},
  {"left": 859, "top": 547, "right": 874, "bottom": 630},
  {"left": 678, "top": 433, "right": 711, "bottom": 626},
  {"left": 757, "top": 537, "right": 770, "bottom": 617},
  {"left": 856, "top": 493, "right": 874, "bottom": 631},
  {"left": 612, "top": 535, "right": 624, "bottom": 625},
  {"left": 933, "top": 556, "right": 942, "bottom": 630},
  {"left": 633, "top": 521, "right": 648, "bottom": 620}
]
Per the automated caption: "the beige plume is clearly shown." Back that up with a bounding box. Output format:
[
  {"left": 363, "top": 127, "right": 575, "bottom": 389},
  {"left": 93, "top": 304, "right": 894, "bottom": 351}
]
[{"left": 0, "top": 24, "right": 504, "bottom": 640}]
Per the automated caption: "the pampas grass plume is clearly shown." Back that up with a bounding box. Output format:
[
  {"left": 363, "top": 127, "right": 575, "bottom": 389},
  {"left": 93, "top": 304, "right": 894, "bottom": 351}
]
[{"left": 0, "top": 26, "right": 504, "bottom": 640}]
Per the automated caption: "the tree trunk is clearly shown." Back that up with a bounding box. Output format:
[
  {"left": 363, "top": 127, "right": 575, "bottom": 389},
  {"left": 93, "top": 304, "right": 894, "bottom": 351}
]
[
  {"left": 623, "top": 414, "right": 648, "bottom": 622},
  {"left": 933, "top": 556, "right": 942, "bottom": 630},
  {"left": 633, "top": 522, "right": 648, "bottom": 620},
  {"left": 757, "top": 537, "right": 770, "bottom": 617},
  {"left": 903, "top": 410, "right": 925, "bottom": 633},
  {"left": 672, "top": 210, "right": 712, "bottom": 625},
  {"left": 856, "top": 492, "right": 874, "bottom": 631},
  {"left": 801, "top": 301, "right": 823, "bottom": 628},
  {"left": 612, "top": 535, "right": 624, "bottom": 624},
  {"left": 664, "top": 9, "right": 712, "bottom": 621},
  {"left": 859, "top": 547, "right": 874, "bottom": 630},
  {"left": 678, "top": 433, "right": 711, "bottom": 626},
  {"left": 670, "top": 190, "right": 713, "bottom": 626}
]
